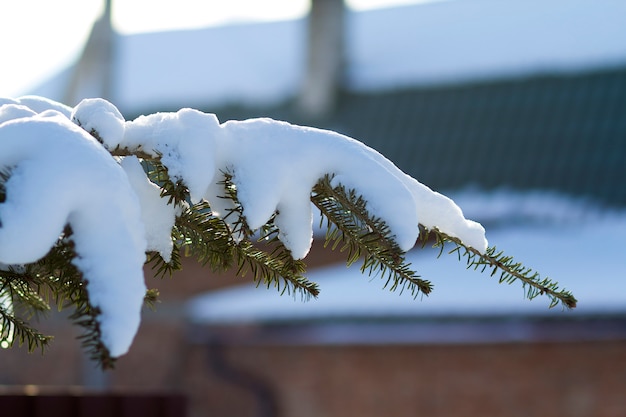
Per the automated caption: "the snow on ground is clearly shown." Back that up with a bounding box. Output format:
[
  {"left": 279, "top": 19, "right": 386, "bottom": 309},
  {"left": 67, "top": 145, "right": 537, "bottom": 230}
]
[
  {"left": 114, "top": 20, "right": 305, "bottom": 113},
  {"left": 120, "top": 0, "right": 626, "bottom": 112},
  {"left": 346, "top": 0, "right": 626, "bottom": 91},
  {"left": 187, "top": 190, "right": 626, "bottom": 325},
  {"left": 30, "top": 0, "right": 626, "bottom": 114}
]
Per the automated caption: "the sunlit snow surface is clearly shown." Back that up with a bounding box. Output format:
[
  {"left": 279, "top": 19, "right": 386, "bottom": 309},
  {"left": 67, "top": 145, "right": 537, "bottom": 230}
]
[
  {"left": 188, "top": 196, "right": 626, "bottom": 325},
  {"left": 0, "top": 96, "right": 486, "bottom": 356},
  {"left": 0, "top": 100, "right": 147, "bottom": 357},
  {"left": 116, "top": 0, "right": 626, "bottom": 113},
  {"left": 77, "top": 98, "right": 486, "bottom": 258}
]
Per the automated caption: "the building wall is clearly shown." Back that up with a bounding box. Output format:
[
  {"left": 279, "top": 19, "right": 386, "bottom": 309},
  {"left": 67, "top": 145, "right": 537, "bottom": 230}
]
[
  {"left": 0, "top": 242, "right": 347, "bottom": 400},
  {"left": 5, "top": 316, "right": 625, "bottom": 417},
  {"left": 0, "top": 244, "right": 623, "bottom": 417},
  {"left": 184, "top": 340, "right": 626, "bottom": 417}
]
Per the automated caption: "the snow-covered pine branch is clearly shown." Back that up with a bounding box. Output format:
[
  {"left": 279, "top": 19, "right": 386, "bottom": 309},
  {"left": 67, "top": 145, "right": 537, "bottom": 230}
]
[{"left": 0, "top": 96, "right": 576, "bottom": 368}]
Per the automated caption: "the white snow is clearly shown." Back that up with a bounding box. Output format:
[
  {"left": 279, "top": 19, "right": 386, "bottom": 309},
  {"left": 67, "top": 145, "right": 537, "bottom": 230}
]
[
  {"left": 0, "top": 105, "right": 147, "bottom": 357},
  {"left": 187, "top": 192, "right": 626, "bottom": 325},
  {"left": 120, "top": 156, "right": 179, "bottom": 262},
  {"left": 122, "top": 109, "right": 221, "bottom": 203},
  {"left": 0, "top": 96, "right": 72, "bottom": 118},
  {"left": 113, "top": 20, "right": 306, "bottom": 113},
  {"left": 346, "top": 0, "right": 626, "bottom": 91},
  {"left": 0, "top": 104, "right": 36, "bottom": 124},
  {"left": 113, "top": 105, "right": 486, "bottom": 258},
  {"left": 1, "top": 0, "right": 622, "bottom": 357},
  {"left": 450, "top": 188, "right": 617, "bottom": 226},
  {"left": 0, "top": 96, "right": 488, "bottom": 356},
  {"left": 71, "top": 98, "right": 125, "bottom": 149}
]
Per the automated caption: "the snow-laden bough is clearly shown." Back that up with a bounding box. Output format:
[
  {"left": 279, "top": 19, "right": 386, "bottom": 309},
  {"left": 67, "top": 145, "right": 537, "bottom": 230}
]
[
  {"left": 0, "top": 107, "right": 147, "bottom": 357},
  {"left": 74, "top": 98, "right": 487, "bottom": 260},
  {"left": 0, "top": 96, "right": 488, "bottom": 359}
]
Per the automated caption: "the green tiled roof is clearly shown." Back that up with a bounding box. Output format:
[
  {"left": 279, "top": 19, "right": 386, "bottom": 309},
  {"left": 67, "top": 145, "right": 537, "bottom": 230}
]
[{"left": 211, "top": 67, "right": 626, "bottom": 206}]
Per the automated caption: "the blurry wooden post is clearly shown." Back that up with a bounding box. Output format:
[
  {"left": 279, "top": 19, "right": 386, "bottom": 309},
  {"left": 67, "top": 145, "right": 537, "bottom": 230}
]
[
  {"left": 64, "top": 0, "right": 115, "bottom": 105},
  {"left": 298, "top": 0, "right": 346, "bottom": 118}
]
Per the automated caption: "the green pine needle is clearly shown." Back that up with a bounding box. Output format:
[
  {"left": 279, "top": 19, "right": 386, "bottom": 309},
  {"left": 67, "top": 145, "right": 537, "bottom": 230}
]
[
  {"left": 0, "top": 143, "right": 579, "bottom": 370},
  {"left": 423, "top": 228, "right": 577, "bottom": 309},
  {"left": 312, "top": 174, "right": 432, "bottom": 297}
]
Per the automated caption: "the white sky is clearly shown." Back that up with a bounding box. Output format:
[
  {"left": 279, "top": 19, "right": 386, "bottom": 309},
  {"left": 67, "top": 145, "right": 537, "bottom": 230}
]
[{"left": 0, "top": 0, "right": 429, "bottom": 98}]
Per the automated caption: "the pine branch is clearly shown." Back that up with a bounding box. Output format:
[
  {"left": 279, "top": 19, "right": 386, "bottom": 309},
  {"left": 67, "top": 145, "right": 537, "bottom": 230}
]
[
  {"left": 174, "top": 201, "right": 236, "bottom": 272},
  {"left": 95, "top": 140, "right": 155, "bottom": 160},
  {"left": 1, "top": 266, "right": 51, "bottom": 318},
  {"left": 220, "top": 173, "right": 319, "bottom": 298},
  {"left": 143, "top": 288, "right": 161, "bottom": 311},
  {"left": 312, "top": 175, "right": 431, "bottom": 297},
  {"left": 0, "top": 117, "right": 579, "bottom": 368},
  {"left": 175, "top": 197, "right": 319, "bottom": 299},
  {"left": 312, "top": 175, "right": 576, "bottom": 309},
  {"left": 144, "top": 158, "right": 190, "bottom": 205},
  {"left": 71, "top": 303, "right": 116, "bottom": 369},
  {"left": 30, "top": 231, "right": 118, "bottom": 368},
  {"left": 0, "top": 274, "right": 52, "bottom": 352},
  {"left": 0, "top": 169, "right": 7, "bottom": 203},
  {"left": 422, "top": 228, "right": 577, "bottom": 309},
  {"left": 147, "top": 250, "right": 182, "bottom": 279},
  {"left": 235, "top": 240, "right": 319, "bottom": 299},
  {"left": 0, "top": 304, "right": 53, "bottom": 352},
  {"left": 0, "top": 264, "right": 54, "bottom": 353}
]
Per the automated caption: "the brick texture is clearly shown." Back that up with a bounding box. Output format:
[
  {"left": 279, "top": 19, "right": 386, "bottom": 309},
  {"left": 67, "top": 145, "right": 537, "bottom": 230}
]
[{"left": 184, "top": 341, "right": 626, "bottom": 417}]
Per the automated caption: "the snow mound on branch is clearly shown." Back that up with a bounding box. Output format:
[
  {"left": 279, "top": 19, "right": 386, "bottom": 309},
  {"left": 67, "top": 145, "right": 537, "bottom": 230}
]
[
  {"left": 0, "top": 96, "right": 72, "bottom": 117},
  {"left": 84, "top": 100, "right": 485, "bottom": 257},
  {"left": 0, "top": 104, "right": 37, "bottom": 124},
  {"left": 0, "top": 109, "right": 147, "bottom": 357},
  {"left": 120, "top": 155, "right": 178, "bottom": 262},
  {"left": 215, "top": 118, "right": 486, "bottom": 257},
  {"left": 71, "top": 98, "right": 125, "bottom": 149},
  {"left": 0, "top": 96, "right": 487, "bottom": 357},
  {"left": 121, "top": 108, "right": 220, "bottom": 203}
]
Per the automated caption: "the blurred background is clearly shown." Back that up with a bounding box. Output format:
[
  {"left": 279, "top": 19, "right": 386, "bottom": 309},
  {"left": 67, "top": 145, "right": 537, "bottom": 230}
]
[{"left": 1, "top": 0, "right": 626, "bottom": 416}]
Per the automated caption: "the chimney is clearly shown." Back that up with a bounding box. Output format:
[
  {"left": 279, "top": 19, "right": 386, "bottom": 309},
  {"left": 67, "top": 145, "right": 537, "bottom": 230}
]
[
  {"left": 64, "top": 0, "right": 115, "bottom": 106},
  {"left": 298, "top": 0, "right": 345, "bottom": 119}
]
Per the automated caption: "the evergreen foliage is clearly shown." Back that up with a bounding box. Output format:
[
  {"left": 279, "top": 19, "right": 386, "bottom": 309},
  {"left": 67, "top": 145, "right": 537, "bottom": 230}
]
[
  {"left": 0, "top": 124, "right": 577, "bottom": 369},
  {"left": 312, "top": 175, "right": 432, "bottom": 297}
]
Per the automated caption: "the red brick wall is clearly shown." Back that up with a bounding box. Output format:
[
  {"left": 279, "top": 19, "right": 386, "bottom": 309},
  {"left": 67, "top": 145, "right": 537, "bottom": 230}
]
[
  {"left": 184, "top": 341, "right": 626, "bottom": 417},
  {"left": 2, "top": 244, "right": 625, "bottom": 417}
]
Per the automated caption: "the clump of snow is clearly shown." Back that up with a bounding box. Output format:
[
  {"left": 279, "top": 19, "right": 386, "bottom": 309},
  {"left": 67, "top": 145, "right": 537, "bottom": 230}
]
[
  {"left": 123, "top": 109, "right": 221, "bottom": 203},
  {"left": 71, "top": 98, "right": 125, "bottom": 149},
  {"left": 0, "top": 109, "right": 147, "bottom": 357},
  {"left": 0, "top": 96, "right": 72, "bottom": 117},
  {"left": 405, "top": 177, "right": 487, "bottom": 252},
  {"left": 0, "top": 104, "right": 37, "bottom": 124},
  {"left": 113, "top": 106, "right": 486, "bottom": 258},
  {"left": 216, "top": 118, "right": 486, "bottom": 256},
  {"left": 120, "top": 156, "right": 179, "bottom": 262}
]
